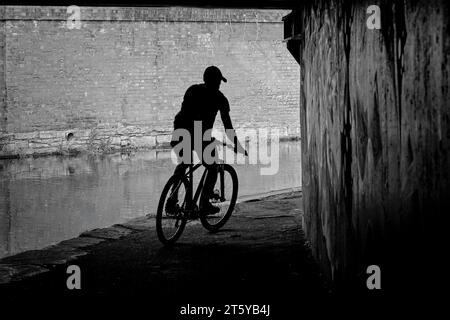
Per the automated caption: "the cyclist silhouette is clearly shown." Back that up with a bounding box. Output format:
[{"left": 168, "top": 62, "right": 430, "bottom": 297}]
[{"left": 167, "top": 66, "right": 246, "bottom": 215}]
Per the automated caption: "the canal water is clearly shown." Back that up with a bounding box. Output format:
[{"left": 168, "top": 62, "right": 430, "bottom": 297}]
[{"left": 0, "top": 141, "right": 301, "bottom": 259}]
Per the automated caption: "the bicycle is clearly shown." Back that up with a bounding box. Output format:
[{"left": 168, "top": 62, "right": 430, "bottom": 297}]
[{"left": 156, "top": 138, "right": 240, "bottom": 245}]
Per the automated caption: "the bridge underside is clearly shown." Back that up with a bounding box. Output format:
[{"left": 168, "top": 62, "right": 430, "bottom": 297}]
[{"left": 2, "top": 0, "right": 299, "bottom": 9}]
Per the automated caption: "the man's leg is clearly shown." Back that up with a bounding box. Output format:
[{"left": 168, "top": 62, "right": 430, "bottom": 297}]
[
  {"left": 173, "top": 162, "right": 187, "bottom": 178},
  {"left": 166, "top": 146, "right": 187, "bottom": 212},
  {"left": 200, "top": 144, "right": 219, "bottom": 213},
  {"left": 171, "top": 138, "right": 188, "bottom": 180},
  {"left": 201, "top": 164, "right": 218, "bottom": 200}
]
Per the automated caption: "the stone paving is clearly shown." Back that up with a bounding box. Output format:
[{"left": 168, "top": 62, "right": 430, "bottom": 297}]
[{"left": 0, "top": 191, "right": 327, "bottom": 312}]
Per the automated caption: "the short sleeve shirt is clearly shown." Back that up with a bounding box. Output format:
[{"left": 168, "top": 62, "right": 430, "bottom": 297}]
[{"left": 173, "top": 84, "right": 230, "bottom": 134}]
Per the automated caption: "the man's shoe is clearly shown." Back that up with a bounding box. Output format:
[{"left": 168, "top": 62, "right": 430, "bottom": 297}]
[{"left": 200, "top": 202, "right": 221, "bottom": 215}]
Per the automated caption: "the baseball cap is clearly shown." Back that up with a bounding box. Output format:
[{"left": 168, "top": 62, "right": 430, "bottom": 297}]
[{"left": 203, "top": 66, "right": 227, "bottom": 83}]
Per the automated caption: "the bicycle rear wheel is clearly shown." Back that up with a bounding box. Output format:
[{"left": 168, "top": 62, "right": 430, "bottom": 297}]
[
  {"left": 200, "top": 164, "right": 238, "bottom": 232},
  {"left": 156, "top": 174, "right": 188, "bottom": 245}
]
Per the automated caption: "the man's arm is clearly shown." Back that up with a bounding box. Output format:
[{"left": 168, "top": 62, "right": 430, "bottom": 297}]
[{"left": 220, "top": 108, "right": 247, "bottom": 156}]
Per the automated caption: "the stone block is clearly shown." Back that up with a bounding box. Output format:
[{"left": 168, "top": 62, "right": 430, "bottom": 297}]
[
  {"left": 130, "top": 136, "right": 156, "bottom": 148},
  {"left": 74, "top": 129, "right": 92, "bottom": 138},
  {"left": 120, "top": 138, "right": 130, "bottom": 146},
  {"left": 36, "top": 147, "right": 59, "bottom": 154},
  {"left": 0, "top": 246, "right": 87, "bottom": 267},
  {"left": 29, "top": 142, "right": 50, "bottom": 148},
  {"left": 39, "top": 131, "right": 57, "bottom": 139},
  {"left": 4, "top": 143, "right": 16, "bottom": 152},
  {"left": 56, "top": 130, "right": 69, "bottom": 138},
  {"left": 0, "top": 264, "right": 49, "bottom": 284},
  {"left": 80, "top": 225, "right": 134, "bottom": 240},
  {"left": 156, "top": 134, "right": 171, "bottom": 145},
  {"left": 14, "top": 132, "right": 38, "bottom": 140},
  {"left": 14, "top": 140, "right": 29, "bottom": 150},
  {"left": 110, "top": 136, "right": 121, "bottom": 145}
]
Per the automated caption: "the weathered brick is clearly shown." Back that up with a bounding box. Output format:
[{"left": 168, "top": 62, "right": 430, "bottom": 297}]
[
  {"left": 14, "top": 140, "right": 28, "bottom": 150},
  {"left": 73, "top": 129, "right": 91, "bottom": 138},
  {"left": 39, "top": 131, "right": 57, "bottom": 139},
  {"left": 130, "top": 136, "right": 156, "bottom": 148},
  {"left": 4, "top": 143, "right": 16, "bottom": 152},
  {"left": 110, "top": 136, "right": 121, "bottom": 145},
  {"left": 14, "top": 132, "right": 37, "bottom": 140},
  {"left": 156, "top": 134, "right": 171, "bottom": 145},
  {"left": 0, "top": 6, "right": 300, "bottom": 156},
  {"left": 35, "top": 147, "right": 59, "bottom": 154}
]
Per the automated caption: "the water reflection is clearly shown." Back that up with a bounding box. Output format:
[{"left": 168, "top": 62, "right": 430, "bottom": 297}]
[{"left": 0, "top": 142, "right": 301, "bottom": 258}]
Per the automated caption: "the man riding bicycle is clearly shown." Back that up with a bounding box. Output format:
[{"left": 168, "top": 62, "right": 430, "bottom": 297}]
[{"left": 167, "top": 66, "right": 246, "bottom": 215}]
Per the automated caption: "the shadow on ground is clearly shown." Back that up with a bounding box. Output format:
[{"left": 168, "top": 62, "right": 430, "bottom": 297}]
[{"left": 0, "top": 191, "right": 328, "bottom": 315}]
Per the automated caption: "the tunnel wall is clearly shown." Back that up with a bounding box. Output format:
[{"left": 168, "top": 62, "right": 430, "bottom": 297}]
[
  {"left": 0, "top": 6, "right": 299, "bottom": 157},
  {"left": 298, "top": 0, "right": 450, "bottom": 289},
  {"left": 0, "top": 17, "right": 6, "bottom": 135}
]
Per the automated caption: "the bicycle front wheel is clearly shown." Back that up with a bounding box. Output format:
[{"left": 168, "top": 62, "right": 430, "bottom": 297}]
[
  {"left": 156, "top": 174, "right": 188, "bottom": 245},
  {"left": 200, "top": 164, "right": 238, "bottom": 232}
]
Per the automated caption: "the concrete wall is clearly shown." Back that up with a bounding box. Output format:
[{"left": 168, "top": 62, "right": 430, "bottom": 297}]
[
  {"left": 0, "top": 6, "right": 299, "bottom": 157},
  {"left": 296, "top": 0, "right": 450, "bottom": 290},
  {"left": 0, "top": 17, "right": 6, "bottom": 135}
]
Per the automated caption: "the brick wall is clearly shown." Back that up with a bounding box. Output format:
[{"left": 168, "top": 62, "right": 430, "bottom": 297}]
[{"left": 0, "top": 6, "right": 299, "bottom": 157}]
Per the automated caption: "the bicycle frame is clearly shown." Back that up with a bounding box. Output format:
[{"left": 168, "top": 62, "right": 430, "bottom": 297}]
[
  {"left": 186, "top": 163, "right": 203, "bottom": 210},
  {"left": 183, "top": 162, "right": 225, "bottom": 210},
  {"left": 157, "top": 143, "right": 239, "bottom": 244},
  {"left": 169, "top": 138, "right": 234, "bottom": 214}
]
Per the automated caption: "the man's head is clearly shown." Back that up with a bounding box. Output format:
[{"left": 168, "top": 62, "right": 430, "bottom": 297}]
[{"left": 203, "top": 66, "right": 227, "bottom": 90}]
